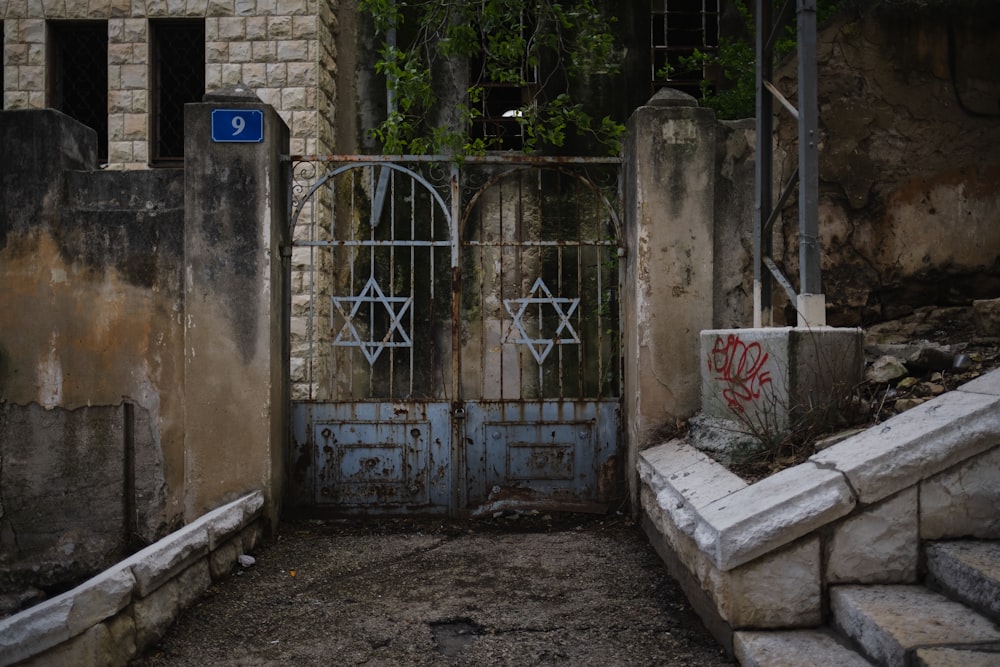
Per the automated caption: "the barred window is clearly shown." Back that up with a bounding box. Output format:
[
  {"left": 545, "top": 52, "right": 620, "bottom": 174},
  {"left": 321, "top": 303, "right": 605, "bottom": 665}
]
[
  {"left": 469, "top": 69, "right": 536, "bottom": 152},
  {"left": 49, "top": 21, "right": 108, "bottom": 162},
  {"left": 468, "top": 13, "right": 537, "bottom": 151},
  {"left": 651, "top": 0, "right": 720, "bottom": 97},
  {"left": 150, "top": 20, "right": 204, "bottom": 164}
]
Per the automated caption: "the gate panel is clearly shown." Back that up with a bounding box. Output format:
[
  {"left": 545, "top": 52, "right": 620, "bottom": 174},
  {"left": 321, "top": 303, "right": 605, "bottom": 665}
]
[
  {"left": 289, "top": 161, "right": 456, "bottom": 514},
  {"left": 289, "top": 157, "right": 622, "bottom": 516},
  {"left": 458, "top": 166, "right": 622, "bottom": 511},
  {"left": 293, "top": 402, "right": 451, "bottom": 511},
  {"left": 463, "top": 400, "right": 619, "bottom": 511}
]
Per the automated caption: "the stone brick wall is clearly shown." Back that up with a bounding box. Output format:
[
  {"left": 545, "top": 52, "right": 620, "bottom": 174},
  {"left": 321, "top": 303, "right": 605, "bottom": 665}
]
[
  {"left": 638, "top": 369, "right": 1000, "bottom": 653},
  {"left": 1, "top": 0, "right": 336, "bottom": 168}
]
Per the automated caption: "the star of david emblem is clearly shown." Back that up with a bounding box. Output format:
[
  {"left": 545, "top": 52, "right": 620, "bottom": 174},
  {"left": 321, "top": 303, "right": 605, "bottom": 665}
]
[
  {"left": 331, "top": 275, "right": 413, "bottom": 365},
  {"left": 503, "top": 277, "right": 581, "bottom": 365}
]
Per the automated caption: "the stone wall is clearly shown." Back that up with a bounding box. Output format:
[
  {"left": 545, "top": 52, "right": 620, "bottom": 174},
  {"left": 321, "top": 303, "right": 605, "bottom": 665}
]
[
  {"left": 0, "top": 110, "right": 185, "bottom": 591},
  {"left": 0, "top": 106, "right": 288, "bottom": 599},
  {"left": 770, "top": 3, "right": 1000, "bottom": 325},
  {"left": 638, "top": 370, "right": 1000, "bottom": 652}
]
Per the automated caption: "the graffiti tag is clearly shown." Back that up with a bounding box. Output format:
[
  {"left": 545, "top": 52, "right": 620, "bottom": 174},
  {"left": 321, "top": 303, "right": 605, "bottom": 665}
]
[{"left": 707, "top": 334, "right": 772, "bottom": 412}]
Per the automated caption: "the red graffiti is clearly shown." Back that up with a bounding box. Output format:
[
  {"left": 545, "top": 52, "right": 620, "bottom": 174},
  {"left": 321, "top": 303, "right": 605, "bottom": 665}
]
[{"left": 707, "top": 334, "right": 772, "bottom": 412}]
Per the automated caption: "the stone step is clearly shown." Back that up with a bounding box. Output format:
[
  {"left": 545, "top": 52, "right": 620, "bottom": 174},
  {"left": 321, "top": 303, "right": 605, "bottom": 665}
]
[
  {"left": 734, "top": 629, "right": 875, "bottom": 666},
  {"left": 831, "top": 585, "right": 1000, "bottom": 667},
  {"left": 913, "top": 645, "right": 1000, "bottom": 667},
  {"left": 925, "top": 540, "right": 1000, "bottom": 624}
]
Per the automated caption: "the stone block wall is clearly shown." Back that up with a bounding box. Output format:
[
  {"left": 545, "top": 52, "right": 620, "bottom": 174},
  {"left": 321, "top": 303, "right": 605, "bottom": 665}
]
[
  {"left": 637, "top": 369, "right": 1000, "bottom": 654},
  {"left": 1, "top": 0, "right": 335, "bottom": 168}
]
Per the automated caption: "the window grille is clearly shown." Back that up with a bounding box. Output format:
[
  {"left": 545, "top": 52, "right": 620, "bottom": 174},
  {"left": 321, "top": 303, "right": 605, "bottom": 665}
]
[
  {"left": 49, "top": 21, "right": 108, "bottom": 162},
  {"left": 651, "top": 0, "right": 720, "bottom": 98},
  {"left": 468, "top": 13, "right": 537, "bottom": 151},
  {"left": 150, "top": 20, "right": 204, "bottom": 164},
  {"left": 469, "top": 80, "right": 534, "bottom": 151}
]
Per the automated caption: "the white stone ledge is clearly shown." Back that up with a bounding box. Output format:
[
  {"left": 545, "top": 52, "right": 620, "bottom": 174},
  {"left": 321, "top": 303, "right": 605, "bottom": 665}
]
[
  {"left": 0, "top": 491, "right": 264, "bottom": 667},
  {"left": 639, "top": 441, "right": 855, "bottom": 572},
  {"left": 697, "top": 463, "right": 855, "bottom": 570},
  {"left": 955, "top": 368, "right": 1000, "bottom": 396},
  {"left": 639, "top": 369, "right": 1000, "bottom": 573},
  {"left": 0, "top": 567, "right": 135, "bottom": 667},
  {"left": 811, "top": 389, "right": 1000, "bottom": 504}
]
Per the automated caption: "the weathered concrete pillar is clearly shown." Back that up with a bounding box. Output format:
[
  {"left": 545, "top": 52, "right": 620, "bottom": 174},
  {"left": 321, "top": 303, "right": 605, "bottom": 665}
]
[
  {"left": 622, "top": 89, "right": 717, "bottom": 506},
  {"left": 183, "top": 92, "right": 290, "bottom": 529}
]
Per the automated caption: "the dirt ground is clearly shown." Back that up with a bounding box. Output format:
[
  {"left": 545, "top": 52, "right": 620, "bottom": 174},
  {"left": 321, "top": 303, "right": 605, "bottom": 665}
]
[{"left": 129, "top": 514, "right": 735, "bottom": 667}]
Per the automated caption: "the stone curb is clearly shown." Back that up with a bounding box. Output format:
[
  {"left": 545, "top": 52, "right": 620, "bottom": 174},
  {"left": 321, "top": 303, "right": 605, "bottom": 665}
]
[
  {"left": 0, "top": 490, "right": 264, "bottom": 667},
  {"left": 811, "top": 389, "right": 1000, "bottom": 505},
  {"left": 639, "top": 369, "right": 1000, "bottom": 572}
]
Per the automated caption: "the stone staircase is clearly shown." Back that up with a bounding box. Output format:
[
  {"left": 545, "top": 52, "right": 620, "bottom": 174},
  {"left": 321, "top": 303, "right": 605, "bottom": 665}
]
[{"left": 734, "top": 540, "right": 1000, "bottom": 666}]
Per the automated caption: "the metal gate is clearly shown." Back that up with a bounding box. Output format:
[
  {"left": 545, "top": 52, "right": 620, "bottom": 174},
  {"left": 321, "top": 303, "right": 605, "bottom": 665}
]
[{"left": 288, "top": 155, "right": 622, "bottom": 516}]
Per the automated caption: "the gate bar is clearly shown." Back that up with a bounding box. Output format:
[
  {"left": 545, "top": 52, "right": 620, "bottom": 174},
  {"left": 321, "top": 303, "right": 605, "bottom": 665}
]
[{"left": 287, "top": 154, "right": 622, "bottom": 165}]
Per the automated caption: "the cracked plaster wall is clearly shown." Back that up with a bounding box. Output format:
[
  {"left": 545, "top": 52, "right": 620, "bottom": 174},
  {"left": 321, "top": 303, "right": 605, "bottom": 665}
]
[
  {"left": 771, "top": 4, "right": 1000, "bottom": 325},
  {"left": 0, "top": 110, "right": 184, "bottom": 592}
]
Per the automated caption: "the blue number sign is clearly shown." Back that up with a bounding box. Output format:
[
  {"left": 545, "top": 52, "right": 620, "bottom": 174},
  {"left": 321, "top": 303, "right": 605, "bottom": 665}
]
[{"left": 211, "top": 109, "right": 264, "bottom": 143}]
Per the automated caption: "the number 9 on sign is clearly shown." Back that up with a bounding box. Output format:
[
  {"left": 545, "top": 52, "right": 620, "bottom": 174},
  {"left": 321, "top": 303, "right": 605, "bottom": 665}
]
[{"left": 211, "top": 109, "right": 264, "bottom": 143}]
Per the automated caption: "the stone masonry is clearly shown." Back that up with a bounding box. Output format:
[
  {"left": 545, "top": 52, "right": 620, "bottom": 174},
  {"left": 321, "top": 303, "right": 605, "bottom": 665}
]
[{"left": 1, "top": 0, "right": 336, "bottom": 168}]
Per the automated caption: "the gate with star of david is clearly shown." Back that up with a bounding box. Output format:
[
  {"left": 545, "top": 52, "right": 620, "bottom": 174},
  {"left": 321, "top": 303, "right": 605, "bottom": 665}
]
[{"left": 288, "top": 156, "right": 623, "bottom": 516}]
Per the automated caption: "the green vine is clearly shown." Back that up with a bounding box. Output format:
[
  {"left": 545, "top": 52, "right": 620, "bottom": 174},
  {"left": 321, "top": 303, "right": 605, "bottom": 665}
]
[
  {"left": 660, "top": 0, "right": 843, "bottom": 121},
  {"left": 360, "top": 0, "right": 625, "bottom": 155}
]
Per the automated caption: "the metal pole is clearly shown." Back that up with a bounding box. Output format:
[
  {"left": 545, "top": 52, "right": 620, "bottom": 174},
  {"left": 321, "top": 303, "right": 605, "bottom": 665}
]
[
  {"left": 797, "top": 0, "right": 824, "bottom": 325},
  {"left": 754, "top": 0, "right": 774, "bottom": 327}
]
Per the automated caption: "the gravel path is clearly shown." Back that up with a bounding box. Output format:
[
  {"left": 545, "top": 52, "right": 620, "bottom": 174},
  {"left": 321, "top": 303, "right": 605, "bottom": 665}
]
[{"left": 130, "top": 515, "right": 735, "bottom": 666}]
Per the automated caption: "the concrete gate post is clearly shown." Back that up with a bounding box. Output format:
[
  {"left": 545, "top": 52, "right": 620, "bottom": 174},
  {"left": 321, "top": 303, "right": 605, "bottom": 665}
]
[
  {"left": 183, "top": 92, "right": 290, "bottom": 530},
  {"left": 622, "top": 89, "right": 717, "bottom": 507}
]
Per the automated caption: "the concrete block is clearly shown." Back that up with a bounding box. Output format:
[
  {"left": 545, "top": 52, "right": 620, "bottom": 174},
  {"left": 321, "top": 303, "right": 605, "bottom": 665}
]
[
  {"left": 709, "top": 537, "right": 822, "bottom": 628},
  {"left": 811, "top": 389, "right": 1000, "bottom": 504},
  {"left": 831, "top": 585, "right": 1000, "bottom": 667},
  {"left": 637, "top": 440, "right": 746, "bottom": 536},
  {"left": 20, "top": 613, "right": 135, "bottom": 667},
  {"left": 642, "top": 486, "right": 822, "bottom": 628},
  {"left": 127, "top": 524, "right": 210, "bottom": 597},
  {"left": 826, "top": 488, "right": 918, "bottom": 584},
  {"left": 0, "top": 566, "right": 134, "bottom": 666},
  {"left": 700, "top": 327, "right": 863, "bottom": 434},
  {"left": 956, "top": 368, "right": 1000, "bottom": 396},
  {"left": 921, "top": 447, "right": 1000, "bottom": 539},
  {"left": 696, "top": 462, "right": 855, "bottom": 570},
  {"left": 914, "top": 646, "right": 1000, "bottom": 667},
  {"left": 209, "top": 537, "right": 241, "bottom": 580},
  {"left": 132, "top": 560, "right": 211, "bottom": 651},
  {"left": 185, "top": 490, "right": 264, "bottom": 551},
  {"left": 241, "top": 519, "right": 265, "bottom": 553},
  {"left": 734, "top": 630, "right": 875, "bottom": 667},
  {"left": 925, "top": 540, "right": 1000, "bottom": 623},
  {"left": 640, "top": 493, "right": 734, "bottom": 653}
]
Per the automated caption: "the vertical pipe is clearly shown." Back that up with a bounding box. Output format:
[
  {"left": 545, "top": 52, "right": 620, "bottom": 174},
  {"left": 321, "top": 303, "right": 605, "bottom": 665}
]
[
  {"left": 754, "top": 0, "right": 774, "bottom": 327},
  {"left": 123, "top": 402, "right": 136, "bottom": 549},
  {"left": 797, "top": 0, "right": 821, "bottom": 298}
]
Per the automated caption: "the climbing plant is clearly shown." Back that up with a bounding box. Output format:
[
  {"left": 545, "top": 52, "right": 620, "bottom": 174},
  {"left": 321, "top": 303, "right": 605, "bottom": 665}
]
[
  {"left": 359, "top": 0, "right": 625, "bottom": 155},
  {"left": 666, "top": 0, "right": 844, "bottom": 120}
]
